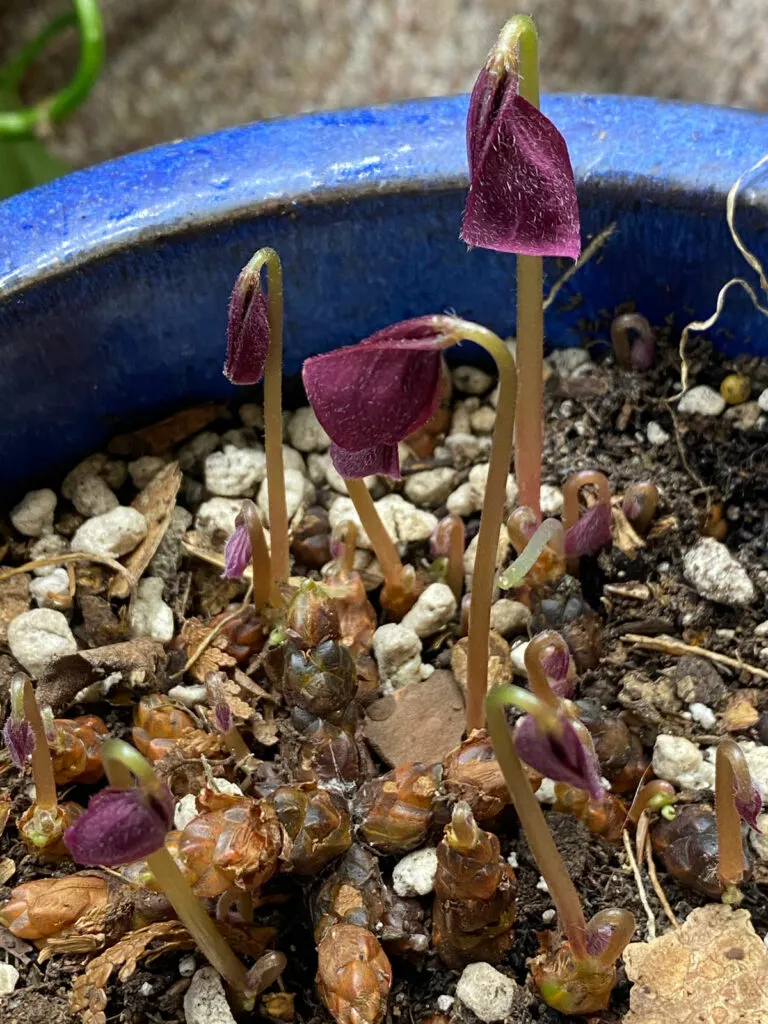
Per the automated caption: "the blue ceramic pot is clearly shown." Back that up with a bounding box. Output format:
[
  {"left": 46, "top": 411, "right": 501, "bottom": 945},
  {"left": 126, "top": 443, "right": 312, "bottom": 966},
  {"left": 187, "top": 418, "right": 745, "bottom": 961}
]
[{"left": 1, "top": 94, "right": 767, "bottom": 489}]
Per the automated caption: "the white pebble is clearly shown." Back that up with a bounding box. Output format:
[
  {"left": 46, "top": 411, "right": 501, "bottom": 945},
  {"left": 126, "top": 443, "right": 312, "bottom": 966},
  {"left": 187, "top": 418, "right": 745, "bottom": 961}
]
[
  {"left": 281, "top": 445, "right": 307, "bottom": 475},
  {"left": 652, "top": 734, "right": 714, "bottom": 790},
  {"left": 452, "top": 365, "right": 494, "bottom": 395},
  {"left": 71, "top": 506, "right": 148, "bottom": 558},
  {"left": 10, "top": 489, "right": 57, "bottom": 537},
  {"left": 470, "top": 406, "right": 496, "bottom": 434},
  {"left": 7, "top": 608, "right": 78, "bottom": 678},
  {"left": 168, "top": 684, "right": 208, "bottom": 707},
  {"left": 444, "top": 432, "right": 482, "bottom": 468},
  {"left": 688, "top": 702, "right": 717, "bottom": 730},
  {"left": 683, "top": 537, "right": 755, "bottom": 607},
  {"left": 401, "top": 583, "right": 457, "bottom": 637},
  {"left": 755, "top": 620, "right": 768, "bottom": 637},
  {"left": 758, "top": 388, "right": 768, "bottom": 414},
  {"left": 742, "top": 743, "right": 768, "bottom": 803},
  {"left": 392, "top": 847, "right": 438, "bottom": 896},
  {"left": 446, "top": 481, "right": 476, "bottom": 517},
  {"left": 506, "top": 852, "right": 518, "bottom": 868},
  {"left": 29, "top": 568, "right": 71, "bottom": 610},
  {"left": 373, "top": 623, "right": 423, "bottom": 690},
  {"left": 542, "top": 909, "right": 556, "bottom": 924},
  {"left": 184, "top": 966, "right": 237, "bottom": 1024},
  {"left": 194, "top": 497, "right": 247, "bottom": 541},
  {"left": 436, "top": 995, "right": 454, "bottom": 1013},
  {"left": 491, "top": 599, "right": 531, "bottom": 637},
  {"left": 750, "top": 812, "right": 768, "bottom": 861},
  {"left": 0, "top": 963, "right": 20, "bottom": 996},
  {"left": 539, "top": 484, "right": 564, "bottom": 517},
  {"left": 61, "top": 454, "right": 108, "bottom": 500},
  {"left": 535, "top": 778, "right": 557, "bottom": 804},
  {"left": 536, "top": 877, "right": 550, "bottom": 892},
  {"left": 678, "top": 384, "right": 726, "bottom": 417},
  {"left": 175, "top": 793, "right": 200, "bottom": 831},
  {"left": 456, "top": 963, "right": 519, "bottom": 1022},
  {"left": 378, "top": 494, "right": 438, "bottom": 544},
  {"left": 204, "top": 445, "right": 266, "bottom": 497},
  {"left": 647, "top": 421, "right": 670, "bottom": 445},
  {"left": 403, "top": 467, "right": 458, "bottom": 505},
  {"left": 287, "top": 406, "right": 331, "bottom": 452},
  {"left": 463, "top": 527, "right": 510, "bottom": 589},
  {"left": 509, "top": 641, "right": 529, "bottom": 676},
  {"left": 179, "top": 955, "right": 197, "bottom": 978},
  {"left": 258, "top": 468, "right": 315, "bottom": 524},
  {"left": 69, "top": 474, "right": 119, "bottom": 517},
  {"left": 239, "top": 403, "right": 264, "bottom": 429},
  {"left": 140, "top": 982, "right": 154, "bottom": 997},
  {"left": 548, "top": 347, "right": 591, "bottom": 377},
  {"left": 128, "top": 456, "right": 167, "bottom": 489},
  {"left": 28, "top": 534, "right": 69, "bottom": 574},
  {"left": 130, "top": 578, "right": 175, "bottom": 642},
  {"left": 467, "top": 463, "right": 518, "bottom": 513}
]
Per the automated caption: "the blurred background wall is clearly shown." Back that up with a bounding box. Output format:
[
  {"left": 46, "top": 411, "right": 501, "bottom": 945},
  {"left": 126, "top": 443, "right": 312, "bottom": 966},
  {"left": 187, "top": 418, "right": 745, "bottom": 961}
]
[{"left": 1, "top": 0, "right": 766, "bottom": 169}]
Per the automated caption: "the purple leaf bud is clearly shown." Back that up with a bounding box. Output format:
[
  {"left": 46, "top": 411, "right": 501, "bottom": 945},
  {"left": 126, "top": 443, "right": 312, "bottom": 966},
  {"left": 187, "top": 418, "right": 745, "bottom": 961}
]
[
  {"left": 564, "top": 503, "right": 612, "bottom": 558},
  {"left": 734, "top": 779, "right": 762, "bottom": 832},
  {"left": 64, "top": 785, "right": 174, "bottom": 866},
  {"left": 302, "top": 317, "right": 447, "bottom": 480},
  {"left": 585, "top": 923, "right": 613, "bottom": 958},
  {"left": 213, "top": 700, "right": 233, "bottom": 735},
  {"left": 539, "top": 643, "right": 572, "bottom": 697},
  {"left": 224, "top": 260, "right": 270, "bottom": 385},
  {"left": 461, "top": 40, "right": 580, "bottom": 258},
  {"left": 222, "top": 509, "right": 253, "bottom": 580},
  {"left": 514, "top": 712, "right": 604, "bottom": 801},
  {"left": 3, "top": 717, "right": 35, "bottom": 768}
]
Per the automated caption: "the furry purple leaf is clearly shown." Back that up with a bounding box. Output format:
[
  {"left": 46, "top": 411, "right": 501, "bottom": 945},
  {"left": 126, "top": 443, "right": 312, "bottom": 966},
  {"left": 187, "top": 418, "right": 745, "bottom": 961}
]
[
  {"left": 734, "top": 779, "right": 762, "bottom": 832},
  {"left": 64, "top": 785, "right": 174, "bottom": 866},
  {"left": 224, "top": 263, "right": 270, "bottom": 385},
  {"left": 3, "top": 717, "right": 35, "bottom": 768},
  {"left": 514, "top": 712, "right": 604, "bottom": 801},
  {"left": 222, "top": 514, "right": 252, "bottom": 580},
  {"left": 461, "top": 63, "right": 580, "bottom": 258},
  {"left": 302, "top": 317, "right": 446, "bottom": 479},
  {"left": 564, "top": 503, "right": 612, "bottom": 557}
]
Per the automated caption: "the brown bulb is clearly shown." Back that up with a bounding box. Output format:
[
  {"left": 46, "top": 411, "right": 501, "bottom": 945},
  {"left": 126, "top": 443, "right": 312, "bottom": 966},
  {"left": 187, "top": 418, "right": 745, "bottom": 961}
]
[
  {"left": 291, "top": 506, "right": 332, "bottom": 568},
  {"left": 0, "top": 872, "right": 109, "bottom": 940},
  {"left": 316, "top": 923, "right": 392, "bottom": 1024},
  {"left": 283, "top": 639, "right": 357, "bottom": 718},
  {"left": 354, "top": 763, "right": 442, "bottom": 854},
  {"left": 432, "top": 801, "right": 515, "bottom": 968},
  {"left": 270, "top": 782, "right": 351, "bottom": 874},
  {"left": 50, "top": 714, "right": 109, "bottom": 785},
  {"left": 652, "top": 804, "right": 752, "bottom": 897},
  {"left": 285, "top": 581, "right": 341, "bottom": 649},
  {"left": 442, "top": 731, "right": 511, "bottom": 822},
  {"left": 296, "top": 717, "right": 364, "bottom": 784}
]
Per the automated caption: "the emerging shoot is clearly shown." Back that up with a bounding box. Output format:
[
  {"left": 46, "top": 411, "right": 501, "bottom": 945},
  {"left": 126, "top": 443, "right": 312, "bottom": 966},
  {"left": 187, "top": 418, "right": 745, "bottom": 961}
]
[
  {"left": 610, "top": 313, "right": 656, "bottom": 372},
  {"left": 715, "top": 738, "right": 761, "bottom": 900},
  {"left": 303, "top": 313, "right": 517, "bottom": 730},
  {"left": 501, "top": 509, "right": 564, "bottom": 588},
  {"left": 225, "top": 247, "right": 289, "bottom": 583},
  {"left": 224, "top": 499, "right": 279, "bottom": 612},
  {"left": 430, "top": 513, "right": 465, "bottom": 601},
  {"left": 65, "top": 739, "right": 253, "bottom": 994},
  {"left": 524, "top": 630, "right": 574, "bottom": 704},
  {"left": 622, "top": 481, "right": 660, "bottom": 536},
  {"left": 462, "top": 15, "right": 580, "bottom": 515},
  {"left": 562, "top": 470, "right": 612, "bottom": 573},
  {"left": 487, "top": 686, "right": 634, "bottom": 1013}
]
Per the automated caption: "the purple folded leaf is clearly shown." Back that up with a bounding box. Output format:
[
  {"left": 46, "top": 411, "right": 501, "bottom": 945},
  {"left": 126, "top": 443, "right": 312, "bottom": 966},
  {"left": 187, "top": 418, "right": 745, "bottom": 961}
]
[
  {"left": 213, "top": 700, "right": 233, "bottom": 736},
  {"left": 461, "top": 64, "right": 580, "bottom": 259},
  {"left": 65, "top": 785, "right": 174, "bottom": 866},
  {"left": 631, "top": 333, "right": 656, "bottom": 373},
  {"left": 734, "top": 779, "right": 762, "bottom": 832},
  {"left": 514, "top": 712, "right": 604, "bottom": 801},
  {"left": 539, "top": 642, "right": 572, "bottom": 697},
  {"left": 222, "top": 516, "right": 252, "bottom": 580},
  {"left": 329, "top": 442, "right": 401, "bottom": 480},
  {"left": 224, "top": 264, "right": 270, "bottom": 385},
  {"left": 564, "top": 504, "right": 612, "bottom": 557},
  {"left": 585, "top": 923, "right": 613, "bottom": 958},
  {"left": 3, "top": 717, "right": 35, "bottom": 768},
  {"left": 302, "top": 317, "right": 446, "bottom": 479}
]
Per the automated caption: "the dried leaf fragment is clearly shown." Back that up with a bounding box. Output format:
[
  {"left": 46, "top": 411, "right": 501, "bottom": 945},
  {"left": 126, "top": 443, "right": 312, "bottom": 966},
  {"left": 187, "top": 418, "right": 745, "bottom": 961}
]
[
  {"left": 623, "top": 904, "right": 768, "bottom": 1023},
  {"left": 110, "top": 462, "right": 181, "bottom": 598},
  {"left": 0, "top": 573, "right": 31, "bottom": 643},
  {"left": 108, "top": 403, "right": 228, "bottom": 457}
]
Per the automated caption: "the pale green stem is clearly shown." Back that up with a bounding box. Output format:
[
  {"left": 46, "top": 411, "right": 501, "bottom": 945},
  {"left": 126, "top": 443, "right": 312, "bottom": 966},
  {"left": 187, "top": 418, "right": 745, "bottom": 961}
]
[
  {"left": 101, "top": 739, "right": 248, "bottom": 991},
  {"left": 344, "top": 478, "right": 404, "bottom": 588},
  {"left": 247, "top": 248, "right": 289, "bottom": 584},
  {"left": 495, "top": 16, "right": 543, "bottom": 517},
  {"left": 499, "top": 518, "right": 563, "bottom": 590},
  {"left": 487, "top": 685, "right": 588, "bottom": 960},
  {"left": 436, "top": 317, "right": 516, "bottom": 733}
]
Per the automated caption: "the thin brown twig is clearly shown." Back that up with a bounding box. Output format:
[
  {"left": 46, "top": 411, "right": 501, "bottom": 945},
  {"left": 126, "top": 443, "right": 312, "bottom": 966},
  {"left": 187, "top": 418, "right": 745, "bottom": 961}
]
[
  {"left": 0, "top": 551, "right": 135, "bottom": 586},
  {"left": 622, "top": 828, "right": 656, "bottom": 941},
  {"left": 666, "top": 403, "right": 706, "bottom": 492},
  {"left": 623, "top": 633, "right": 768, "bottom": 681},
  {"left": 543, "top": 222, "right": 617, "bottom": 311},
  {"left": 171, "top": 583, "right": 254, "bottom": 680},
  {"left": 645, "top": 840, "right": 680, "bottom": 930}
]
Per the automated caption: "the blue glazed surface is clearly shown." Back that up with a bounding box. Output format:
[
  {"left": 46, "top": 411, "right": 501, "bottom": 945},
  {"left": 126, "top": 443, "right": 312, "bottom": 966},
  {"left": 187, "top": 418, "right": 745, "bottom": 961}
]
[{"left": 1, "top": 93, "right": 768, "bottom": 488}]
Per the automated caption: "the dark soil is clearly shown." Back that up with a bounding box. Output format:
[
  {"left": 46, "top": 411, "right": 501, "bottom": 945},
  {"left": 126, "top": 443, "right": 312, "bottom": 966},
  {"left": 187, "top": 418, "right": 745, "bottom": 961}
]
[{"left": 2, "top": 331, "right": 768, "bottom": 1024}]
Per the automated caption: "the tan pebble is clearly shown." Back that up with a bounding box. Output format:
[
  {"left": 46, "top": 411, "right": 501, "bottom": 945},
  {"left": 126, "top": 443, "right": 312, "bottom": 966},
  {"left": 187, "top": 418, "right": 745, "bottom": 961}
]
[{"left": 720, "top": 373, "right": 751, "bottom": 405}]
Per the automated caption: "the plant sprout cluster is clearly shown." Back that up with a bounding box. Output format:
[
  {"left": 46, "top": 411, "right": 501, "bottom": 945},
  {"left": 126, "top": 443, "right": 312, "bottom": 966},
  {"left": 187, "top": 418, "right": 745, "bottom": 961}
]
[{"left": 1, "top": 13, "right": 763, "bottom": 1024}]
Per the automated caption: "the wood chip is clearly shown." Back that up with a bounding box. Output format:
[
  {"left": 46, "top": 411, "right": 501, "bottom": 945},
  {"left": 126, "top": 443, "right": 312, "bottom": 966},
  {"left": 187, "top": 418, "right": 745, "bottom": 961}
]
[
  {"left": 623, "top": 633, "right": 768, "bottom": 681},
  {"left": 0, "top": 572, "right": 30, "bottom": 643},
  {"left": 722, "top": 690, "right": 760, "bottom": 731},
  {"left": 110, "top": 462, "right": 182, "bottom": 599},
  {"left": 0, "top": 856, "right": 15, "bottom": 885},
  {"left": 108, "top": 402, "right": 228, "bottom": 457}
]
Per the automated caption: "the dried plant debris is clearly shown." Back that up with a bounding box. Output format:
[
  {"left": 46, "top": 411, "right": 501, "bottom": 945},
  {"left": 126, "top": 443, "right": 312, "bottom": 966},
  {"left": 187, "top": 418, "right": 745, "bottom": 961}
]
[{"left": 623, "top": 905, "right": 768, "bottom": 1023}]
